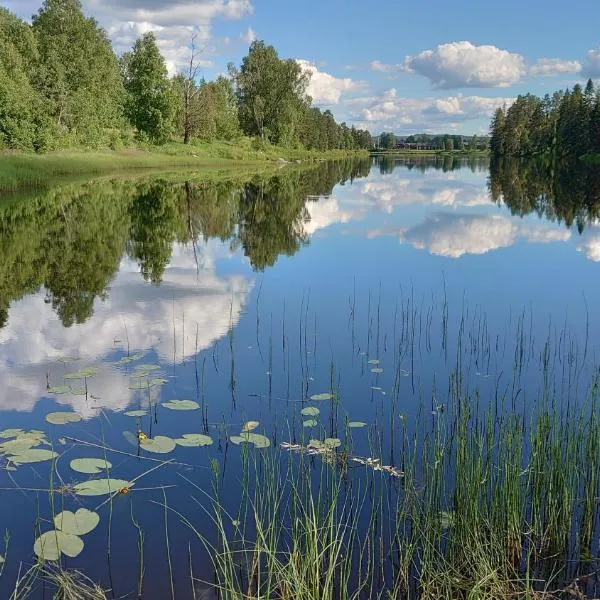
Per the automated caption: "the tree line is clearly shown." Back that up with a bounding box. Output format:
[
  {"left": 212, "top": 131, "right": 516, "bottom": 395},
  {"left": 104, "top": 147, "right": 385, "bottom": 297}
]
[
  {"left": 490, "top": 79, "right": 600, "bottom": 159},
  {"left": 0, "top": 0, "right": 372, "bottom": 152},
  {"left": 376, "top": 132, "right": 488, "bottom": 151}
]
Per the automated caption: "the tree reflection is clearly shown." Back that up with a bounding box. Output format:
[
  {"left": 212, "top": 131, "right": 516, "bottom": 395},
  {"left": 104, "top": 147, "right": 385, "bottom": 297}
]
[
  {"left": 488, "top": 158, "right": 600, "bottom": 231},
  {"left": 0, "top": 159, "right": 371, "bottom": 327}
]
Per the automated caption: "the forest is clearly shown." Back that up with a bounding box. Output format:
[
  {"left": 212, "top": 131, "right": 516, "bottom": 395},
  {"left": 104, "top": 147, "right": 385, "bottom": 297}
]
[
  {"left": 490, "top": 79, "right": 600, "bottom": 159},
  {"left": 0, "top": 0, "right": 372, "bottom": 153}
]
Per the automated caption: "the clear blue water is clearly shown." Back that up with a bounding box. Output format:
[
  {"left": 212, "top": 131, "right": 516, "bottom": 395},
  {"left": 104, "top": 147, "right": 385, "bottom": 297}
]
[{"left": 1, "top": 157, "right": 600, "bottom": 597}]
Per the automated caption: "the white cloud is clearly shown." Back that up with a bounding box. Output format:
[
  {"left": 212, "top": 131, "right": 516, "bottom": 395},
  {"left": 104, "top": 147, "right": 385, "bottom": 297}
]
[
  {"left": 529, "top": 58, "right": 582, "bottom": 76},
  {"left": 297, "top": 60, "right": 367, "bottom": 105},
  {"left": 368, "top": 213, "right": 571, "bottom": 258},
  {"left": 348, "top": 89, "right": 514, "bottom": 133},
  {"left": 583, "top": 47, "right": 600, "bottom": 77},
  {"left": 302, "top": 196, "right": 356, "bottom": 235},
  {"left": 0, "top": 242, "right": 252, "bottom": 416},
  {"left": 240, "top": 26, "right": 256, "bottom": 45},
  {"left": 402, "top": 41, "right": 526, "bottom": 89},
  {"left": 371, "top": 60, "right": 402, "bottom": 74}
]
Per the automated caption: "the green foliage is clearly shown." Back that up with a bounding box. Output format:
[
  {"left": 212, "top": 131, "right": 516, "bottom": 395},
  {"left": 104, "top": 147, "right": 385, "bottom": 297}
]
[
  {"left": 32, "top": 0, "right": 124, "bottom": 147},
  {"left": 122, "top": 32, "right": 174, "bottom": 144},
  {"left": 490, "top": 79, "right": 600, "bottom": 159},
  {"left": 379, "top": 132, "right": 396, "bottom": 149},
  {"left": 231, "top": 41, "right": 310, "bottom": 145},
  {"left": 0, "top": 2, "right": 371, "bottom": 153},
  {"left": 0, "top": 8, "right": 51, "bottom": 151}
]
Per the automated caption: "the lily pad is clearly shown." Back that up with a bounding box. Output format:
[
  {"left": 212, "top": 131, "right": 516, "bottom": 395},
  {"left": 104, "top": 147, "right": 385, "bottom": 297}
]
[
  {"left": 124, "top": 410, "right": 147, "bottom": 417},
  {"left": 324, "top": 438, "right": 341, "bottom": 448},
  {"left": 241, "top": 421, "right": 259, "bottom": 433},
  {"left": 70, "top": 458, "right": 112, "bottom": 474},
  {"left": 175, "top": 434, "right": 213, "bottom": 447},
  {"left": 310, "top": 393, "right": 335, "bottom": 401},
  {"left": 0, "top": 429, "right": 23, "bottom": 438},
  {"left": 33, "top": 530, "right": 84, "bottom": 561},
  {"left": 129, "top": 380, "right": 151, "bottom": 390},
  {"left": 348, "top": 422, "right": 367, "bottom": 428},
  {"left": 130, "top": 371, "right": 151, "bottom": 379},
  {"left": 301, "top": 407, "right": 320, "bottom": 416},
  {"left": 367, "top": 359, "right": 380, "bottom": 365},
  {"left": 74, "top": 479, "right": 133, "bottom": 496},
  {"left": 135, "top": 364, "right": 160, "bottom": 371},
  {"left": 230, "top": 432, "right": 270, "bottom": 448},
  {"left": 308, "top": 439, "right": 325, "bottom": 450},
  {"left": 150, "top": 378, "right": 168, "bottom": 387},
  {"left": 47, "top": 386, "right": 71, "bottom": 395},
  {"left": 64, "top": 367, "right": 97, "bottom": 380},
  {"left": 54, "top": 509, "right": 99, "bottom": 536},
  {"left": 9, "top": 449, "right": 58, "bottom": 464},
  {"left": 140, "top": 435, "right": 176, "bottom": 454},
  {"left": 45, "top": 412, "right": 82, "bottom": 425},
  {"left": 371, "top": 368, "right": 383, "bottom": 374},
  {"left": 303, "top": 419, "right": 318, "bottom": 428},
  {"left": 0, "top": 438, "right": 39, "bottom": 455},
  {"left": 162, "top": 400, "right": 199, "bottom": 411}
]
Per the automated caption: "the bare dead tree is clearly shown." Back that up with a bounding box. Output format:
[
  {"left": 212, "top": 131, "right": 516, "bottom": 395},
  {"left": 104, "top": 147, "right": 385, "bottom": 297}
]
[{"left": 182, "top": 33, "right": 202, "bottom": 144}]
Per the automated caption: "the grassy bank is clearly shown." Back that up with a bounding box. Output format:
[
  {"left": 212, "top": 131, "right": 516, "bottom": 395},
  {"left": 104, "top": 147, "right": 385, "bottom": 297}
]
[{"left": 0, "top": 139, "right": 368, "bottom": 192}]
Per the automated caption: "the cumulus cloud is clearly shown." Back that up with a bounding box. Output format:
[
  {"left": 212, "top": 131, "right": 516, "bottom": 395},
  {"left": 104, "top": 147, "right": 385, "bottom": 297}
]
[
  {"left": 368, "top": 213, "right": 571, "bottom": 258},
  {"left": 583, "top": 47, "right": 600, "bottom": 77},
  {"left": 529, "top": 58, "right": 582, "bottom": 76},
  {"left": 348, "top": 88, "right": 514, "bottom": 133},
  {"left": 297, "top": 60, "right": 367, "bottom": 105},
  {"left": 0, "top": 242, "right": 252, "bottom": 415},
  {"left": 402, "top": 41, "right": 526, "bottom": 89}
]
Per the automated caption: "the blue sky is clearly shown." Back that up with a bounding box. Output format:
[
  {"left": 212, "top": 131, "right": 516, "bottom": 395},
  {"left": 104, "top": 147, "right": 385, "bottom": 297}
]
[{"left": 5, "top": 0, "right": 600, "bottom": 135}]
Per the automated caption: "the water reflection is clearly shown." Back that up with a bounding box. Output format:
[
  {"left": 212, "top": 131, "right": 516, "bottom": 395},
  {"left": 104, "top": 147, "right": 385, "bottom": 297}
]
[{"left": 0, "top": 159, "right": 371, "bottom": 331}]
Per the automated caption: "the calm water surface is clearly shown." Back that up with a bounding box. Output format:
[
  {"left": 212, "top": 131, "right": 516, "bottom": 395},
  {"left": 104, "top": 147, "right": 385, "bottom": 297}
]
[{"left": 1, "top": 156, "right": 600, "bottom": 597}]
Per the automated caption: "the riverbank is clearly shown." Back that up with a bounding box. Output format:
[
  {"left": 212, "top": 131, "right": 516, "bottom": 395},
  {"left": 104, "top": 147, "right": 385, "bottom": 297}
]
[{"left": 0, "top": 139, "right": 369, "bottom": 192}]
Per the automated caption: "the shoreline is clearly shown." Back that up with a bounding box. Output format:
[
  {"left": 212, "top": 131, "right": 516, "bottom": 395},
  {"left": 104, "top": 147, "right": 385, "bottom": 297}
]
[{"left": 0, "top": 142, "right": 369, "bottom": 193}]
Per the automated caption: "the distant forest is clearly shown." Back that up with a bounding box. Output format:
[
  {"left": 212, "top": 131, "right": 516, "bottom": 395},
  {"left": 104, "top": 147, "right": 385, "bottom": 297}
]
[
  {"left": 375, "top": 132, "right": 490, "bottom": 151},
  {"left": 0, "top": 0, "right": 372, "bottom": 152},
  {"left": 490, "top": 79, "right": 600, "bottom": 158}
]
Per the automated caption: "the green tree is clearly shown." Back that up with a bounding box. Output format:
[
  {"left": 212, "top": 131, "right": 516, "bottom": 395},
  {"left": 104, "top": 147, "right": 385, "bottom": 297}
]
[
  {"left": 379, "top": 132, "right": 395, "bottom": 149},
  {"left": 0, "top": 8, "right": 51, "bottom": 150},
  {"left": 122, "top": 32, "right": 173, "bottom": 144},
  {"left": 32, "top": 0, "right": 124, "bottom": 146},
  {"left": 231, "top": 40, "right": 310, "bottom": 144},
  {"left": 444, "top": 137, "right": 454, "bottom": 151}
]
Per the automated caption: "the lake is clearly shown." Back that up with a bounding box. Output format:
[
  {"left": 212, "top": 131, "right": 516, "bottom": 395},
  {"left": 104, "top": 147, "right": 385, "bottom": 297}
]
[{"left": 2, "top": 156, "right": 600, "bottom": 599}]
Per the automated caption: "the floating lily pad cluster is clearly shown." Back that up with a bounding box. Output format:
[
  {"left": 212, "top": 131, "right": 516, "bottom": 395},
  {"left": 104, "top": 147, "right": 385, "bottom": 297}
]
[
  {"left": 34, "top": 509, "right": 100, "bottom": 561},
  {"left": 0, "top": 429, "right": 57, "bottom": 467},
  {"left": 230, "top": 421, "right": 270, "bottom": 448}
]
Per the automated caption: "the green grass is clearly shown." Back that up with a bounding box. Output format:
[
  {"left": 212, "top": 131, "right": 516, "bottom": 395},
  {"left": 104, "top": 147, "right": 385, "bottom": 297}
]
[{"left": 0, "top": 138, "right": 368, "bottom": 192}]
